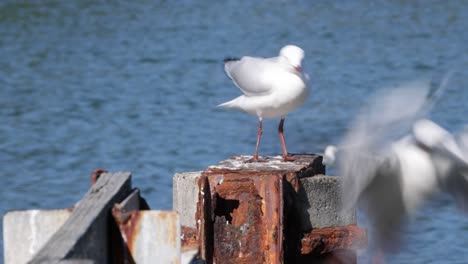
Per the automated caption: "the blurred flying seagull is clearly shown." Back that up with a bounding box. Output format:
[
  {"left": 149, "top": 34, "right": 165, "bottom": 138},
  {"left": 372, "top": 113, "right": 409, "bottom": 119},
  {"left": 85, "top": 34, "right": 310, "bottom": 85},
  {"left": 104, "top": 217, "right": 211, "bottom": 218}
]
[
  {"left": 329, "top": 80, "right": 468, "bottom": 253},
  {"left": 218, "top": 45, "right": 309, "bottom": 162}
]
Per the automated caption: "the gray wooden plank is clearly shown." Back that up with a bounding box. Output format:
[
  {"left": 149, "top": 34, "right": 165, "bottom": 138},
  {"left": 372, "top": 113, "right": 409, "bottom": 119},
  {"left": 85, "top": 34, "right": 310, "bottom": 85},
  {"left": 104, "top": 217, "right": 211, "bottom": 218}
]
[
  {"left": 117, "top": 188, "right": 141, "bottom": 212},
  {"left": 29, "top": 172, "right": 132, "bottom": 264}
]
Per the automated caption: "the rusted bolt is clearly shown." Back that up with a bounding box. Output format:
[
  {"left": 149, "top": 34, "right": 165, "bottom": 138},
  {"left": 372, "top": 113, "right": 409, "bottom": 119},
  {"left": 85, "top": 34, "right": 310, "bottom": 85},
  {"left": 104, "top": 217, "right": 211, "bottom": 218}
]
[{"left": 91, "top": 168, "right": 108, "bottom": 186}]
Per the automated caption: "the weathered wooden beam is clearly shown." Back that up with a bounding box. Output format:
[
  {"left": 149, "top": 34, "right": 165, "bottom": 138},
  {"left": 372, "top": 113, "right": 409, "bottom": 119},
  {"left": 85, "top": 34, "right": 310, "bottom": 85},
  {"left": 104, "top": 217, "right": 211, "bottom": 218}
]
[{"left": 29, "top": 172, "right": 132, "bottom": 264}]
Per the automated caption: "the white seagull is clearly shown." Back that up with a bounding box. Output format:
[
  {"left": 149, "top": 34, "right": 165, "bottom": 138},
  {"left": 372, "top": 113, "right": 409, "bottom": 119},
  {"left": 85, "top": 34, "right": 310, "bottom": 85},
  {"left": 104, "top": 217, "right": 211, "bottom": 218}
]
[
  {"left": 333, "top": 81, "right": 468, "bottom": 254},
  {"left": 218, "top": 45, "right": 309, "bottom": 162}
]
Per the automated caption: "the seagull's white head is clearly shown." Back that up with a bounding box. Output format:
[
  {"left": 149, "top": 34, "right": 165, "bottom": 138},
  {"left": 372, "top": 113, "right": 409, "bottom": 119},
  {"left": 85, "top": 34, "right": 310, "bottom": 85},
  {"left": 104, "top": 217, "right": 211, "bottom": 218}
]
[{"left": 279, "top": 45, "right": 304, "bottom": 72}]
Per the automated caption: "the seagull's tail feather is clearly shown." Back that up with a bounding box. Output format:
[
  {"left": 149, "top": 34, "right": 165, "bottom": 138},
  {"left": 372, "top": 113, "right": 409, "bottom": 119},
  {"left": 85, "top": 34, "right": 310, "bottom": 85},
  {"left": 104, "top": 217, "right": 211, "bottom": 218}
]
[
  {"left": 217, "top": 98, "right": 237, "bottom": 109},
  {"left": 220, "top": 57, "right": 242, "bottom": 109}
]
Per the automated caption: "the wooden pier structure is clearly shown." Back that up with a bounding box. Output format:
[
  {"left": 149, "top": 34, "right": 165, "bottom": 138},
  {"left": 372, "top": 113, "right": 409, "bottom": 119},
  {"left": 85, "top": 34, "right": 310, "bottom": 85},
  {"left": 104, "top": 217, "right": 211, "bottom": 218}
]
[{"left": 3, "top": 154, "right": 366, "bottom": 263}]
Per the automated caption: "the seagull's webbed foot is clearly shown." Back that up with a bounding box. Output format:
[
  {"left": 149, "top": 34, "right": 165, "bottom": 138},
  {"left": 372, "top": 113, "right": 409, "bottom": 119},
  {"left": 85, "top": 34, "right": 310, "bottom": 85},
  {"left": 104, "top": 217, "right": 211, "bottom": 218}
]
[{"left": 245, "top": 155, "right": 268, "bottom": 163}]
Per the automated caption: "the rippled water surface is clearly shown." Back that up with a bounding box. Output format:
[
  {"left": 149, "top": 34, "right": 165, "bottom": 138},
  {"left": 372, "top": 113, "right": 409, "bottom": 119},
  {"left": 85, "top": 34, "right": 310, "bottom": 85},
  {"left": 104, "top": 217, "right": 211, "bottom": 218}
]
[{"left": 1, "top": 1, "right": 468, "bottom": 262}]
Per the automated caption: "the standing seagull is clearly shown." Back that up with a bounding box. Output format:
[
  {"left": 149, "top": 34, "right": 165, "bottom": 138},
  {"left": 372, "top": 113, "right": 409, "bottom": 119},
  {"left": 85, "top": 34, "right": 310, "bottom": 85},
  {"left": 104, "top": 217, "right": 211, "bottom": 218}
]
[{"left": 218, "top": 45, "right": 309, "bottom": 162}]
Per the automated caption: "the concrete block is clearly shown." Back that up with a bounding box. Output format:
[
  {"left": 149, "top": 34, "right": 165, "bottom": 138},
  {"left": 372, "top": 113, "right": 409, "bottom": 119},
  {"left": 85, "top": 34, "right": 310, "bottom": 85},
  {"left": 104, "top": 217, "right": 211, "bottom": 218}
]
[
  {"left": 173, "top": 171, "right": 202, "bottom": 228},
  {"left": 3, "top": 209, "right": 71, "bottom": 264},
  {"left": 300, "top": 175, "right": 356, "bottom": 229},
  {"left": 128, "top": 211, "right": 181, "bottom": 264}
]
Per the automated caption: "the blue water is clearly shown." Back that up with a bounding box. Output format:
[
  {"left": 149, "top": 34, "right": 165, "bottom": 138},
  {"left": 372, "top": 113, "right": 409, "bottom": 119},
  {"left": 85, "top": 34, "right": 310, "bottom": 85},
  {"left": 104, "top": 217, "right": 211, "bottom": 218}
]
[{"left": 1, "top": 1, "right": 468, "bottom": 263}]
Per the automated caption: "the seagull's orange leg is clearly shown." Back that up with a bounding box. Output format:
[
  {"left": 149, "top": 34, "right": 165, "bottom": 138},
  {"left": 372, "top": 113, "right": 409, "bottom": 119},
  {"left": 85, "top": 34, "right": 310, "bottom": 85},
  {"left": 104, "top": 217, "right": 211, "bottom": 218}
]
[
  {"left": 246, "top": 118, "right": 267, "bottom": 163},
  {"left": 279, "top": 117, "right": 295, "bottom": 161}
]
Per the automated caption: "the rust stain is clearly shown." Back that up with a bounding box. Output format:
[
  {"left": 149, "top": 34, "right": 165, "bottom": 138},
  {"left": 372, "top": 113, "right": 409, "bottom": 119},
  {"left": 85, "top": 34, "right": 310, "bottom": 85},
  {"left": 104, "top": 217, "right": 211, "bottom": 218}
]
[
  {"left": 152, "top": 211, "right": 179, "bottom": 246},
  {"left": 91, "top": 168, "right": 108, "bottom": 185},
  {"left": 112, "top": 207, "right": 181, "bottom": 263},
  {"left": 181, "top": 226, "right": 199, "bottom": 249},
  {"left": 112, "top": 205, "right": 143, "bottom": 254},
  {"left": 166, "top": 212, "right": 178, "bottom": 247},
  {"left": 197, "top": 175, "right": 213, "bottom": 263},
  {"left": 300, "top": 225, "right": 367, "bottom": 255},
  {"left": 123, "top": 212, "right": 142, "bottom": 253}
]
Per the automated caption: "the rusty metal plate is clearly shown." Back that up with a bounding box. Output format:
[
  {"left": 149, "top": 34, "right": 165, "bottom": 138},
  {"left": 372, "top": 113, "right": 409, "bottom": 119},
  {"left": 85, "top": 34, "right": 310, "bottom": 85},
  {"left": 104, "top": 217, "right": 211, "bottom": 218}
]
[
  {"left": 113, "top": 210, "right": 181, "bottom": 264},
  {"left": 300, "top": 225, "right": 367, "bottom": 255},
  {"left": 112, "top": 189, "right": 181, "bottom": 264},
  {"left": 198, "top": 169, "right": 284, "bottom": 264}
]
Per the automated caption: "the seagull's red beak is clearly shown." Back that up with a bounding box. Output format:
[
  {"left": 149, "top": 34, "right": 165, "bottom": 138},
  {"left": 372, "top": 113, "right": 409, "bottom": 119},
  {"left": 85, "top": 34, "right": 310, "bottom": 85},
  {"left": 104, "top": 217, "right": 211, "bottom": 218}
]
[{"left": 295, "top": 66, "right": 302, "bottom": 72}]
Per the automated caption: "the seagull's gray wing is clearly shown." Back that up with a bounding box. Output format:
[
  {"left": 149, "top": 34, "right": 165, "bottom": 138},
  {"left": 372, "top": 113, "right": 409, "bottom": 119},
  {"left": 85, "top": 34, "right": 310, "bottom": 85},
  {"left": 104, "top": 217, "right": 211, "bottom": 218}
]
[{"left": 224, "top": 56, "right": 279, "bottom": 97}]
